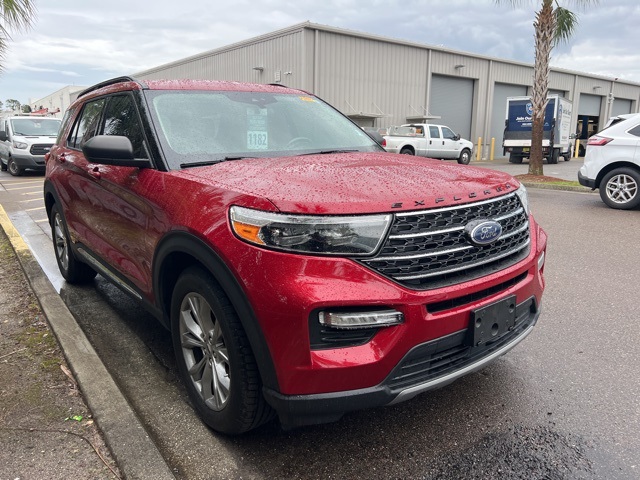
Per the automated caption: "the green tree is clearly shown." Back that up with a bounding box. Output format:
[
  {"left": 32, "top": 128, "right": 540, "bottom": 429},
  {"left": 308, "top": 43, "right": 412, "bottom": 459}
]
[
  {"left": 21, "top": 103, "right": 30, "bottom": 113},
  {"left": 496, "top": 0, "right": 598, "bottom": 175},
  {"left": 5, "top": 98, "right": 20, "bottom": 111},
  {"left": 0, "top": 0, "right": 36, "bottom": 67}
]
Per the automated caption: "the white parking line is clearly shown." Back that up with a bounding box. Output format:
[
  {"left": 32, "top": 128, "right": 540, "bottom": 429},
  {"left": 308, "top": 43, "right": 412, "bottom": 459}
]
[{"left": 26, "top": 206, "right": 46, "bottom": 212}]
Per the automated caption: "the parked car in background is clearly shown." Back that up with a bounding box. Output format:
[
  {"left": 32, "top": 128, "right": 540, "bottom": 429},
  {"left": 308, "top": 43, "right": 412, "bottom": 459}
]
[
  {"left": 0, "top": 115, "right": 62, "bottom": 176},
  {"left": 578, "top": 112, "right": 640, "bottom": 209},
  {"left": 45, "top": 76, "right": 546, "bottom": 434},
  {"left": 382, "top": 123, "right": 473, "bottom": 164}
]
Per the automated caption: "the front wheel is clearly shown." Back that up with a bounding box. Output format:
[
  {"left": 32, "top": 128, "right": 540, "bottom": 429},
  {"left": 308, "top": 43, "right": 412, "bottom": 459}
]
[
  {"left": 50, "top": 204, "right": 97, "bottom": 283},
  {"left": 548, "top": 149, "right": 559, "bottom": 164},
  {"left": 599, "top": 168, "right": 640, "bottom": 210},
  {"left": 457, "top": 148, "right": 471, "bottom": 165},
  {"left": 171, "top": 267, "right": 274, "bottom": 434},
  {"left": 7, "top": 157, "right": 23, "bottom": 176}
]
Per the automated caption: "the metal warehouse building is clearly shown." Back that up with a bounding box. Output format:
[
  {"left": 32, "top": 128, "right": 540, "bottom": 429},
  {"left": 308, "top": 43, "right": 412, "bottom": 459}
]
[{"left": 136, "top": 22, "right": 640, "bottom": 157}]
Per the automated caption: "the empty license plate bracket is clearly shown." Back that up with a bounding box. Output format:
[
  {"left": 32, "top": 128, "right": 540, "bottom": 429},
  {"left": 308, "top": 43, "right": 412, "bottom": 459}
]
[{"left": 469, "top": 295, "right": 517, "bottom": 347}]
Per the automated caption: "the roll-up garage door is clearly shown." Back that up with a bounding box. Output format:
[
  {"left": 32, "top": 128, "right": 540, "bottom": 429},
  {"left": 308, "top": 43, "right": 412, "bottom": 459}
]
[
  {"left": 579, "top": 93, "right": 602, "bottom": 116},
  {"left": 491, "top": 83, "right": 528, "bottom": 151},
  {"left": 430, "top": 75, "right": 474, "bottom": 139},
  {"left": 611, "top": 98, "right": 632, "bottom": 117}
]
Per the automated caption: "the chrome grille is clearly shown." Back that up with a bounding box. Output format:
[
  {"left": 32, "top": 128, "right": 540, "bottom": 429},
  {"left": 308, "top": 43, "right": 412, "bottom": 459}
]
[{"left": 359, "top": 192, "right": 530, "bottom": 289}]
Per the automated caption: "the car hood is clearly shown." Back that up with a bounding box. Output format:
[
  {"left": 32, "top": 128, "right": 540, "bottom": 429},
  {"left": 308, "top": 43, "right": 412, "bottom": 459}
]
[{"left": 181, "top": 152, "right": 519, "bottom": 214}]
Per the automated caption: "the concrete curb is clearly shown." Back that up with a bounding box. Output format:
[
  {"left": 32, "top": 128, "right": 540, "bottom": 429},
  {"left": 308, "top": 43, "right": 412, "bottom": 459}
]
[
  {"left": 519, "top": 182, "right": 595, "bottom": 193},
  {"left": 0, "top": 206, "right": 175, "bottom": 480}
]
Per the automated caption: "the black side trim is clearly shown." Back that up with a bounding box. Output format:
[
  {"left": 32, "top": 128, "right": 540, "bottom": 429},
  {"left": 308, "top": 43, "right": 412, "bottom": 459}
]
[{"left": 152, "top": 232, "right": 279, "bottom": 391}]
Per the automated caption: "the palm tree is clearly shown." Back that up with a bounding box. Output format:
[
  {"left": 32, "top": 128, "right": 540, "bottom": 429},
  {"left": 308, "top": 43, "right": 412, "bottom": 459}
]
[
  {"left": 0, "top": 0, "right": 36, "bottom": 67},
  {"left": 496, "top": 0, "right": 598, "bottom": 175}
]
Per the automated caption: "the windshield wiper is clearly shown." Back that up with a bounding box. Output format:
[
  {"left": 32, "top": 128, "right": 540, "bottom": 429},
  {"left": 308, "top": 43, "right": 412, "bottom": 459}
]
[
  {"left": 300, "top": 149, "right": 359, "bottom": 156},
  {"left": 180, "top": 156, "right": 257, "bottom": 169}
]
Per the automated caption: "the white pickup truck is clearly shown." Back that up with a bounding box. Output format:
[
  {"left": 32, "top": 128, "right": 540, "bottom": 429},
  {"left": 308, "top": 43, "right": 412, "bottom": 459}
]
[{"left": 381, "top": 123, "right": 474, "bottom": 164}]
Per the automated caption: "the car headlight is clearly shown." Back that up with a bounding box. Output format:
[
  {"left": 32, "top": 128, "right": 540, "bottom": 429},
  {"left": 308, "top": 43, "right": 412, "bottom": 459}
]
[
  {"left": 12, "top": 141, "right": 28, "bottom": 149},
  {"left": 515, "top": 184, "right": 529, "bottom": 214},
  {"left": 230, "top": 206, "right": 392, "bottom": 256}
]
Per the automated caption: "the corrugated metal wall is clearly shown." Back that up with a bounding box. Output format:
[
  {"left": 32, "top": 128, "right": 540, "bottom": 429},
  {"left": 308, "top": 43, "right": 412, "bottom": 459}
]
[
  {"left": 314, "top": 31, "right": 428, "bottom": 126},
  {"left": 134, "top": 23, "right": 640, "bottom": 157}
]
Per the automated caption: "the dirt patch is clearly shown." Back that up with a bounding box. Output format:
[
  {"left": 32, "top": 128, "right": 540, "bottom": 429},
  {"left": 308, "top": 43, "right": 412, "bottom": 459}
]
[{"left": 0, "top": 229, "right": 121, "bottom": 479}]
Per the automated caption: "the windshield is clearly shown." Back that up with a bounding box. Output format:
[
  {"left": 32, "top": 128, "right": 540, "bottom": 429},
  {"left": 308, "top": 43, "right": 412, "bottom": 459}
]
[
  {"left": 10, "top": 118, "right": 61, "bottom": 136},
  {"left": 145, "top": 90, "right": 381, "bottom": 169}
]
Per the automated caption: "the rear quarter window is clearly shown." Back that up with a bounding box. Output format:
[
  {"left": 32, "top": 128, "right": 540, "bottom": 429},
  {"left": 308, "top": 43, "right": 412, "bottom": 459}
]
[{"left": 628, "top": 125, "right": 640, "bottom": 137}]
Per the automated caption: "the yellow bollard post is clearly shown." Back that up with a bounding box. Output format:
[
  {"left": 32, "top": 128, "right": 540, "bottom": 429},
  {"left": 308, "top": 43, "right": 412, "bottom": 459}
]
[
  {"left": 490, "top": 138, "right": 495, "bottom": 161},
  {"left": 574, "top": 139, "right": 580, "bottom": 158},
  {"left": 477, "top": 137, "right": 482, "bottom": 162}
]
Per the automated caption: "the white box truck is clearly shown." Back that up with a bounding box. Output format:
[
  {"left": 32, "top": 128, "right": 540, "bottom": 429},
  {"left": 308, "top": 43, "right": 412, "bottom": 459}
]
[{"left": 502, "top": 95, "right": 573, "bottom": 164}]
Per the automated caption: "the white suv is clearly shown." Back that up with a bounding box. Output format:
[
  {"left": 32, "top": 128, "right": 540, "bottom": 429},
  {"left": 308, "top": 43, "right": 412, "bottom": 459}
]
[{"left": 578, "top": 113, "right": 640, "bottom": 209}]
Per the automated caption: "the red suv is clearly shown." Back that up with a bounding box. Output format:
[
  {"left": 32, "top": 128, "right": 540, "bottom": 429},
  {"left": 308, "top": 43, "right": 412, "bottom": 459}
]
[{"left": 44, "top": 77, "right": 547, "bottom": 434}]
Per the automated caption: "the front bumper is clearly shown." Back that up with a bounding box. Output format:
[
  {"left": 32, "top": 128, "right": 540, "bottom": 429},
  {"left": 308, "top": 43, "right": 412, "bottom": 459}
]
[
  {"left": 265, "top": 296, "right": 540, "bottom": 427},
  {"left": 12, "top": 153, "right": 46, "bottom": 170}
]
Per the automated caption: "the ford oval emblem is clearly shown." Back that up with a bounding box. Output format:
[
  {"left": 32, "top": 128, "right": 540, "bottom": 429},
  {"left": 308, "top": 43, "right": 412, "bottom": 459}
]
[{"left": 465, "top": 220, "right": 503, "bottom": 246}]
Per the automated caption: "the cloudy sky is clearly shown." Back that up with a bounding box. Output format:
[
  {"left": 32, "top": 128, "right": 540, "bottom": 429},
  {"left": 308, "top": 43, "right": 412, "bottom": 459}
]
[{"left": 1, "top": 0, "right": 638, "bottom": 105}]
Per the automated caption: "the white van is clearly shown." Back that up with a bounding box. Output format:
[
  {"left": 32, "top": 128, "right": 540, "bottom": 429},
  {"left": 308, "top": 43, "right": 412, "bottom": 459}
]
[{"left": 0, "top": 115, "right": 62, "bottom": 176}]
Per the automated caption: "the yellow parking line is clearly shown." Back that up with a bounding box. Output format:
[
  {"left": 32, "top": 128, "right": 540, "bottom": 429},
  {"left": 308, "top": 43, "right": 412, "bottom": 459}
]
[{"left": 0, "top": 205, "right": 29, "bottom": 253}]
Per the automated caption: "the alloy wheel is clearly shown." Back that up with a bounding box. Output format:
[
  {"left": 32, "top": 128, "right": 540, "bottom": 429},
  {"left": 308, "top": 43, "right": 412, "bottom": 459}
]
[
  {"left": 53, "top": 213, "right": 69, "bottom": 271},
  {"left": 179, "top": 293, "right": 230, "bottom": 411},
  {"left": 605, "top": 173, "right": 638, "bottom": 205}
]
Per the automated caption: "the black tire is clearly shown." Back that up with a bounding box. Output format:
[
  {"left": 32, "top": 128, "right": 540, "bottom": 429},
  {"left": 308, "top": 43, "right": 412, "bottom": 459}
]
[
  {"left": 171, "top": 267, "right": 274, "bottom": 435},
  {"left": 509, "top": 153, "right": 523, "bottom": 164},
  {"left": 599, "top": 167, "right": 640, "bottom": 210},
  {"left": 578, "top": 144, "right": 586, "bottom": 157},
  {"left": 8, "top": 157, "right": 23, "bottom": 176},
  {"left": 50, "top": 204, "right": 97, "bottom": 283},
  {"left": 457, "top": 148, "right": 471, "bottom": 165},
  {"left": 548, "top": 149, "right": 559, "bottom": 164},
  {"left": 399, "top": 147, "right": 414, "bottom": 155}
]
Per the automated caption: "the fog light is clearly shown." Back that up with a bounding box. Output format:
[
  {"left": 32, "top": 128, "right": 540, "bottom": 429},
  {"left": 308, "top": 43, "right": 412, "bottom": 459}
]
[
  {"left": 538, "top": 251, "right": 545, "bottom": 271},
  {"left": 319, "top": 309, "right": 404, "bottom": 330}
]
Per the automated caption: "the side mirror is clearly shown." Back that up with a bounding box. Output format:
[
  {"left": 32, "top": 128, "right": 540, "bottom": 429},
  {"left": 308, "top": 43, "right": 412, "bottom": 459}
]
[
  {"left": 453, "top": 134, "right": 461, "bottom": 141},
  {"left": 0, "top": 131, "right": 7, "bottom": 142},
  {"left": 82, "top": 135, "right": 152, "bottom": 168}
]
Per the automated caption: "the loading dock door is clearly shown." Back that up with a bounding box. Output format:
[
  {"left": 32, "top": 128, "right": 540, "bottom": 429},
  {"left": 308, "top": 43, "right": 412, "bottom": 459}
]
[
  {"left": 430, "top": 75, "right": 474, "bottom": 139},
  {"left": 611, "top": 98, "right": 632, "bottom": 117},
  {"left": 491, "top": 83, "right": 528, "bottom": 153}
]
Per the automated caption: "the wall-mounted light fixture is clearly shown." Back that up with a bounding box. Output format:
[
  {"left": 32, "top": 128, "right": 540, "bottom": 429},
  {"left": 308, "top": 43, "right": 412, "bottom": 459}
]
[
  {"left": 252, "top": 66, "right": 264, "bottom": 72},
  {"left": 454, "top": 64, "right": 465, "bottom": 69},
  {"left": 593, "top": 85, "right": 601, "bottom": 91}
]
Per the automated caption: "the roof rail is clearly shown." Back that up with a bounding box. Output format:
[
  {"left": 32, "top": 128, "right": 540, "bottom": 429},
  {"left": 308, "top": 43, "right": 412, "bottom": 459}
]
[{"left": 77, "top": 76, "right": 148, "bottom": 99}]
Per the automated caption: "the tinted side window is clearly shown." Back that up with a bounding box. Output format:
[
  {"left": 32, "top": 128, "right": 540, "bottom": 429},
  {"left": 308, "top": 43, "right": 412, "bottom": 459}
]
[
  {"left": 68, "top": 99, "right": 105, "bottom": 149},
  {"left": 429, "top": 126, "right": 440, "bottom": 138},
  {"left": 628, "top": 125, "right": 640, "bottom": 137},
  {"left": 102, "top": 95, "right": 147, "bottom": 158}
]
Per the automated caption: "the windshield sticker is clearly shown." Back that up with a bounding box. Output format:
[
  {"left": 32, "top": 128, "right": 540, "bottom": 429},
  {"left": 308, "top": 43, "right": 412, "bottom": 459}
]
[
  {"left": 298, "top": 96, "right": 315, "bottom": 102},
  {"left": 247, "top": 107, "right": 268, "bottom": 150}
]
